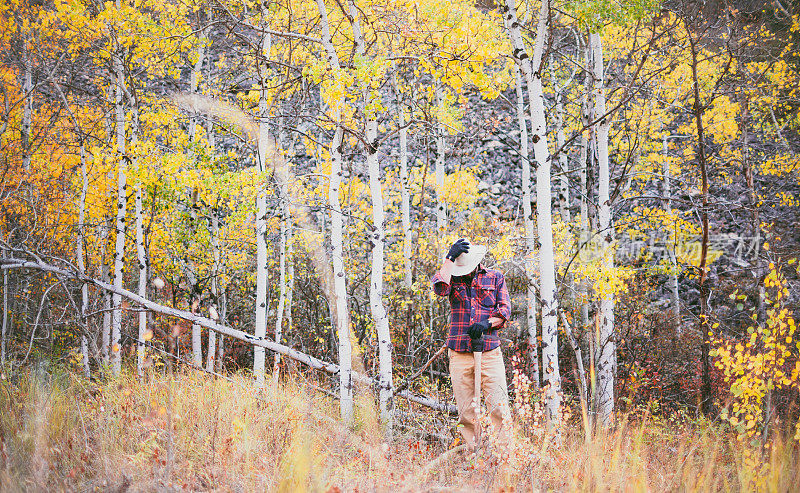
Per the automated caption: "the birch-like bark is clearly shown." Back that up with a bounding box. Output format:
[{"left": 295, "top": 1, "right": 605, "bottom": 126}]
[
  {"left": 514, "top": 66, "right": 539, "bottom": 389},
  {"left": 100, "top": 218, "right": 111, "bottom": 364},
  {"left": 349, "top": 0, "right": 394, "bottom": 431},
  {"left": 560, "top": 310, "right": 587, "bottom": 404},
  {"left": 253, "top": 25, "right": 273, "bottom": 384},
  {"left": 434, "top": 82, "right": 447, "bottom": 232},
  {"left": 207, "top": 211, "right": 219, "bottom": 372},
  {"left": 272, "top": 195, "right": 287, "bottom": 383},
  {"left": 125, "top": 95, "right": 147, "bottom": 378},
  {"left": 21, "top": 38, "right": 32, "bottom": 169},
  {"left": 579, "top": 48, "right": 591, "bottom": 335},
  {"left": 188, "top": 30, "right": 205, "bottom": 366},
  {"left": 135, "top": 184, "right": 147, "bottom": 376},
  {"left": 111, "top": 29, "right": 127, "bottom": 375},
  {"left": 554, "top": 88, "right": 571, "bottom": 224},
  {"left": 591, "top": 31, "right": 616, "bottom": 426},
  {"left": 396, "top": 71, "right": 412, "bottom": 288},
  {"left": 77, "top": 145, "right": 90, "bottom": 378},
  {"left": 316, "top": 0, "right": 353, "bottom": 423},
  {"left": 501, "top": 0, "right": 561, "bottom": 423}
]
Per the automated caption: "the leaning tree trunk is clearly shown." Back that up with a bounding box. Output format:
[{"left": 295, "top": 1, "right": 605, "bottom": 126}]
[
  {"left": 111, "top": 31, "right": 127, "bottom": 375},
  {"left": 502, "top": 0, "right": 561, "bottom": 425},
  {"left": 591, "top": 31, "right": 616, "bottom": 426},
  {"left": 349, "top": 0, "right": 394, "bottom": 432},
  {"left": 514, "top": 66, "right": 540, "bottom": 390},
  {"left": 316, "top": 0, "right": 354, "bottom": 424},
  {"left": 253, "top": 24, "right": 273, "bottom": 384}
]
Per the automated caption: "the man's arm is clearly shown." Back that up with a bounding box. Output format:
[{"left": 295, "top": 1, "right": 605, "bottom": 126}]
[
  {"left": 432, "top": 239, "right": 470, "bottom": 296},
  {"left": 431, "top": 259, "right": 454, "bottom": 296}
]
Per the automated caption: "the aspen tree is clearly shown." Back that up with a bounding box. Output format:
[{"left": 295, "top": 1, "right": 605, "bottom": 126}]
[
  {"left": 111, "top": 3, "right": 127, "bottom": 374},
  {"left": 501, "top": 0, "right": 562, "bottom": 423},
  {"left": 254, "top": 21, "right": 272, "bottom": 384},
  {"left": 347, "top": 0, "right": 394, "bottom": 431},
  {"left": 100, "top": 213, "right": 111, "bottom": 364},
  {"left": 553, "top": 75, "right": 572, "bottom": 224},
  {"left": 514, "top": 66, "right": 540, "bottom": 389},
  {"left": 395, "top": 70, "right": 412, "bottom": 288},
  {"left": 135, "top": 183, "right": 146, "bottom": 376},
  {"left": 207, "top": 210, "right": 220, "bottom": 372},
  {"left": 188, "top": 17, "right": 208, "bottom": 368},
  {"left": 590, "top": 31, "right": 616, "bottom": 425},
  {"left": 273, "top": 184, "right": 288, "bottom": 383},
  {"left": 434, "top": 82, "right": 447, "bottom": 232},
  {"left": 316, "top": 0, "right": 353, "bottom": 423}
]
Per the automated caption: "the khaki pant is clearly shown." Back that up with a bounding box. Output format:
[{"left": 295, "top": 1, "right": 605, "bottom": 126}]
[{"left": 448, "top": 347, "right": 511, "bottom": 448}]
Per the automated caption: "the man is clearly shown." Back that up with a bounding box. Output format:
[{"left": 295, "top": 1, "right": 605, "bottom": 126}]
[{"left": 431, "top": 238, "right": 512, "bottom": 449}]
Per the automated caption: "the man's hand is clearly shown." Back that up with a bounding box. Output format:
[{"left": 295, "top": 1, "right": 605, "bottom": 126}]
[
  {"left": 467, "top": 320, "right": 491, "bottom": 340},
  {"left": 446, "top": 238, "right": 470, "bottom": 261}
]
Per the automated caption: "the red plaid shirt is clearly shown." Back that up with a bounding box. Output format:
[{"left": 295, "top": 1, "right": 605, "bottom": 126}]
[{"left": 431, "top": 264, "right": 511, "bottom": 352}]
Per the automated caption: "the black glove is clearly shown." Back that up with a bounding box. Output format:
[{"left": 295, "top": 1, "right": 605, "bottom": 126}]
[
  {"left": 467, "top": 320, "right": 491, "bottom": 340},
  {"left": 446, "top": 238, "right": 470, "bottom": 261}
]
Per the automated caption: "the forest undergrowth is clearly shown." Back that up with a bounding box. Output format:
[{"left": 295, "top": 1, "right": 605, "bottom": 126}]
[{"left": 1, "top": 367, "right": 798, "bottom": 492}]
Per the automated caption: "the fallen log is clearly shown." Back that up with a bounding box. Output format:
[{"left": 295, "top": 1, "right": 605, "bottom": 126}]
[{"left": 1, "top": 257, "right": 457, "bottom": 415}]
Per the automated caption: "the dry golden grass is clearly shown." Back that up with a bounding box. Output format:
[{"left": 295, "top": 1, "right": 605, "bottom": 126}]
[{"left": 0, "top": 367, "right": 797, "bottom": 492}]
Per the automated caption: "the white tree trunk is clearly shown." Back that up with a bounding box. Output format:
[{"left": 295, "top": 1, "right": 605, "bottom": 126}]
[
  {"left": 554, "top": 89, "right": 571, "bottom": 224},
  {"left": 579, "top": 43, "right": 591, "bottom": 336},
  {"left": 78, "top": 145, "right": 90, "bottom": 377},
  {"left": 188, "top": 35, "right": 205, "bottom": 367},
  {"left": 591, "top": 32, "right": 616, "bottom": 426},
  {"left": 272, "top": 198, "right": 287, "bottom": 383},
  {"left": 253, "top": 26, "right": 273, "bottom": 384},
  {"left": 111, "top": 35, "right": 127, "bottom": 375},
  {"left": 135, "top": 185, "right": 147, "bottom": 376},
  {"left": 21, "top": 39, "right": 32, "bottom": 169},
  {"left": 100, "top": 219, "right": 111, "bottom": 364},
  {"left": 349, "top": 0, "right": 394, "bottom": 432},
  {"left": 316, "top": 0, "right": 354, "bottom": 424},
  {"left": 502, "top": 0, "right": 561, "bottom": 424},
  {"left": 396, "top": 71, "right": 412, "bottom": 288},
  {"left": 514, "top": 66, "right": 540, "bottom": 389},
  {"left": 434, "top": 82, "right": 447, "bottom": 232},
  {"left": 207, "top": 211, "right": 220, "bottom": 372}
]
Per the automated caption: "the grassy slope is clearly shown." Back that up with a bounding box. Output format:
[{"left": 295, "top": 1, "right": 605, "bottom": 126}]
[{"left": 0, "top": 368, "right": 798, "bottom": 492}]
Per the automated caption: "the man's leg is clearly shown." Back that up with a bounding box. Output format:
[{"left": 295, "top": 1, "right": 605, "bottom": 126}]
[
  {"left": 448, "top": 349, "right": 477, "bottom": 447},
  {"left": 480, "top": 347, "right": 511, "bottom": 446}
]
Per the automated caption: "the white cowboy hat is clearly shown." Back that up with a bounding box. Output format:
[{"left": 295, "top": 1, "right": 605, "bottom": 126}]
[{"left": 445, "top": 239, "right": 488, "bottom": 276}]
